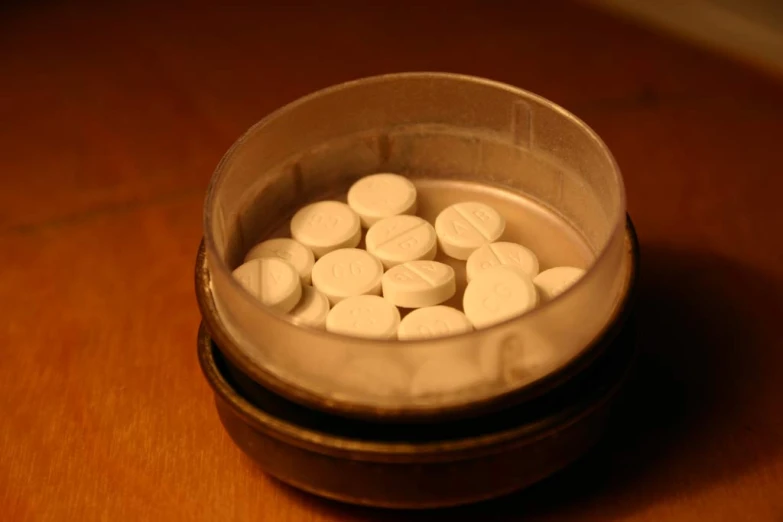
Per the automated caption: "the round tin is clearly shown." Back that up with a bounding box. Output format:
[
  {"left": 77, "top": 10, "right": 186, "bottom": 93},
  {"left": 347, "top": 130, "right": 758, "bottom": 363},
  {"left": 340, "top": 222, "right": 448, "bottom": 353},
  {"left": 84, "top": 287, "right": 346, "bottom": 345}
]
[{"left": 195, "top": 73, "right": 638, "bottom": 506}]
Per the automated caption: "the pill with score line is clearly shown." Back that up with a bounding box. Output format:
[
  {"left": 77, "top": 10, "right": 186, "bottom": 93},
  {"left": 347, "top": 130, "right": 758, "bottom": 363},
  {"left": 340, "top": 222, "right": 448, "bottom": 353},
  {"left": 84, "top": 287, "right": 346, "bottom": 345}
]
[
  {"left": 381, "top": 260, "right": 456, "bottom": 308},
  {"left": 466, "top": 241, "right": 539, "bottom": 282},
  {"left": 435, "top": 201, "right": 505, "bottom": 260},
  {"left": 365, "top": 215, "right": 437, "bottom": 269},
  {"left": 232, "top": 257, "right": 302, "bottom": 313}
]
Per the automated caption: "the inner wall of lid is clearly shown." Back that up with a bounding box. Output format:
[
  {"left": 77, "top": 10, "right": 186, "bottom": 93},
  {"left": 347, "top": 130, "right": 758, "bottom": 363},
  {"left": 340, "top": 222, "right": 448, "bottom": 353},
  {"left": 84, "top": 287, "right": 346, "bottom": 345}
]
[
  {"left": 229, "top": 126, "right": 611, "bottom": 267},
  {"left": 204, "top": 74, "right": 626, "bottom": 410}
]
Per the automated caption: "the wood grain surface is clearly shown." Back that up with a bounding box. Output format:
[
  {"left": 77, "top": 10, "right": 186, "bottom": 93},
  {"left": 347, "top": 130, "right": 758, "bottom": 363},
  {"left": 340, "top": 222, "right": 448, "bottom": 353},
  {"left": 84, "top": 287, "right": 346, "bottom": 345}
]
[{"left": 1, "top": 1, "right": 782, "bottom": 520}]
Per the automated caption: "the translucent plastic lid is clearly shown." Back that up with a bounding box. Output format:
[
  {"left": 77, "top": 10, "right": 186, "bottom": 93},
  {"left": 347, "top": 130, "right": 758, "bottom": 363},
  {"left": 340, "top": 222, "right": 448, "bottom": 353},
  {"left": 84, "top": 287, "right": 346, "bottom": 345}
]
[{"left": 202, "top": 73, "right": 628, "bottom": 416}]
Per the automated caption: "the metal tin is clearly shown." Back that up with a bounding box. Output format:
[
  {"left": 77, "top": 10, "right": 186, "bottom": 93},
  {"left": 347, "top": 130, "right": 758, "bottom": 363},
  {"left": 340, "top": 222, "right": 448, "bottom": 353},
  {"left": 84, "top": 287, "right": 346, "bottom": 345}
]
[{"left": 194, "top": 74, "right": 639, "bottom": 506}]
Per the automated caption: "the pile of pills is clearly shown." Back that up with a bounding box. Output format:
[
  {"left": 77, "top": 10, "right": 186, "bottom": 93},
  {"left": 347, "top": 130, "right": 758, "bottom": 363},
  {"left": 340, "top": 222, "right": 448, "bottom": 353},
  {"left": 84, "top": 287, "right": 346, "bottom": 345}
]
[{"left": 232, "top": 173, "right": 587, "bottom": 342}]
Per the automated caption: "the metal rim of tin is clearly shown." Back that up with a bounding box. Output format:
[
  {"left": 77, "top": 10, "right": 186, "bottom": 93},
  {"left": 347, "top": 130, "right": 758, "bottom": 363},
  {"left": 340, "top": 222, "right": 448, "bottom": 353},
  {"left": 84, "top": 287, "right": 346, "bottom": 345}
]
[{"left": 195, "top": 217, "right": 638, "bottom": 423}]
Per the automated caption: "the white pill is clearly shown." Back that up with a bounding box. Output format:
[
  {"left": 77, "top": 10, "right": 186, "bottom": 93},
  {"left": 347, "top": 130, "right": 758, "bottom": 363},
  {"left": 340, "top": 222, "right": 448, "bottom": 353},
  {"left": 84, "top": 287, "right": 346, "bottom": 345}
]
[
  {"left": 347, "top": 173, "right": 417, "bottom": 228},
  {"left": 290, "top": 200, "right": 361, "bottom": 258},
  {"left": 325, "top": 295, "right": 401, "bottom": 339},
  {"left": 397, "top": 306, "right": 473, "bottom": 341},
  {"left": 463, "top": 266, "right": 538, "bottom": 329},
  {"left": 434, "top": 201, "right": 505, "bottom": 260},
  {"left": 410, "top": 356, "right": 485, "bottom": 397},
  {"left": 335, "top": 357, "right": 410, "bottom": 397},
  {"left": 311, "top": 248, "right": 384, "bottom": 304},
  {"left": 382, "top": 260, "right": 456, "bottom": 308},
  {"left": 232, "top": 257, "right": 302, "bottom": 313},
  {"left": 365, "top": 215, "right": 437, "bottom": 269},
  {"left": 533, "top": 266, "right": 587, "bottom": 301},
  {"left": 288, "top": 285, "right": 331, "bottom": 329},
  {"left": 244, "top": 238, "right": 315, "bottom": 285},
  {"left": 466, "top": 241, "right": 539, "bottom": 282}
]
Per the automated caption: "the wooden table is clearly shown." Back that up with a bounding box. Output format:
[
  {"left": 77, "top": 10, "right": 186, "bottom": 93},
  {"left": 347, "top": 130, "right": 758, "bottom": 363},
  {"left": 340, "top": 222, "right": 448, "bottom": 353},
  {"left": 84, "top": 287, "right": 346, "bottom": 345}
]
[{"left": 2, "top": 1, "right": 782, "bottom": 520}]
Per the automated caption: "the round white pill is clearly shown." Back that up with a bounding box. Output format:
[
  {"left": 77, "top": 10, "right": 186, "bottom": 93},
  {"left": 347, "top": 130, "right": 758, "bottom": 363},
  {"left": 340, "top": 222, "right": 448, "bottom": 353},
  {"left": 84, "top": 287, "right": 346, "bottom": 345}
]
[
  {"left": 397, "top": 306, "right": 473, "bottom": 341},
  {"left": 232, "top": 257, "right": 302, "bottom": 313},
  {"left": 533, "top": 266, "right": 586, "bottom": 301},
  {"left": 466, "top": 241, "right": 539, "bottom": 282},
  {"left": 347, "top": 173, "right": 417, "bottom": 228},
  {"left": 382, "top": 260, "right": 456, "bottom": 308},
  {"left": 410, "top": 356, "right": 485, "bottom": 397},
  {"left": 311, "top": 248, "right": 384, "bottom": 304},
  {"left": 290, "top": 200, "right": 361, "bottom": 258},
  {"left": 288, "top": 285, "right": 331, "bottom": 329},
  {"left": 365, "top": 215, "right": 437, "bottom": 269},
  {"left": 244, "top": 238, "right": 315, "bottom": 285},
  {"left": 325, "top": 295, "right": 401, "bottom": 340},
  {"left": 434, "top": 201, "right": 505, "bottom": 260},
  {"left": 463, "top": 266, "right": 538, "bottom": 329}
]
